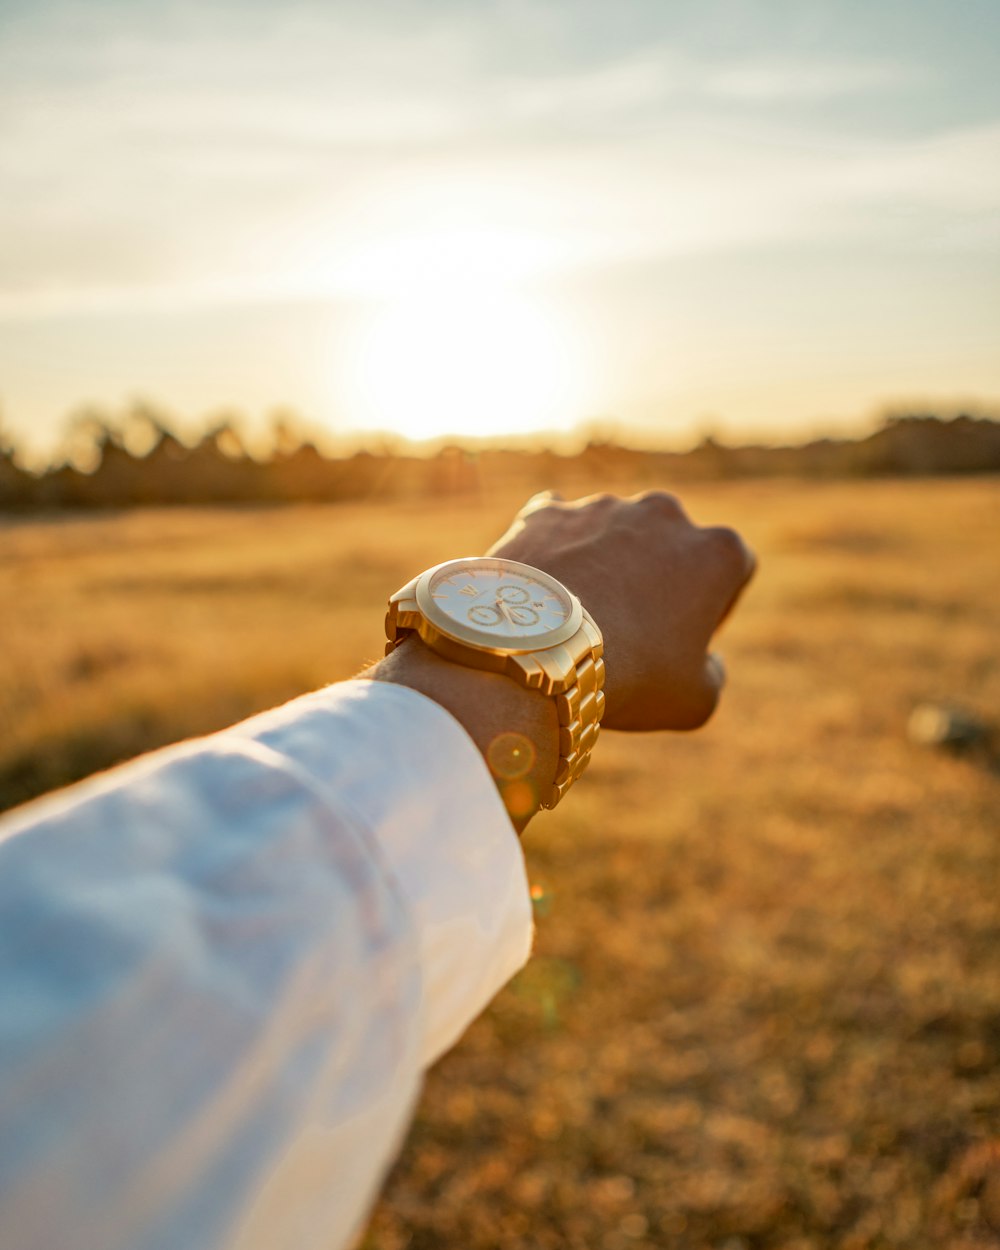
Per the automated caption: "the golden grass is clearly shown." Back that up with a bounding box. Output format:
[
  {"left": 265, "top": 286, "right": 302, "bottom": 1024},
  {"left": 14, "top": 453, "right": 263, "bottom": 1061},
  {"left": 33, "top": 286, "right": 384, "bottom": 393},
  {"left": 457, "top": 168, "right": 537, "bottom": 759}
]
[{"left": 2, "top": 477, "right": 999, "bottom": 1248}]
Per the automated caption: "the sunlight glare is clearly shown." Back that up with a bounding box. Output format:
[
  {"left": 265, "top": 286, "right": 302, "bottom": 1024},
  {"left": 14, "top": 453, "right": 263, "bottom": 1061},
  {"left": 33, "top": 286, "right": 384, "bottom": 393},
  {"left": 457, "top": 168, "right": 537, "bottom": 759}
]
[
  {"left": 344, "top": 283, "right": 585, "bottom": 442},
  {"left": 333, "top": 227, "right": 567, "bottom": 295}
]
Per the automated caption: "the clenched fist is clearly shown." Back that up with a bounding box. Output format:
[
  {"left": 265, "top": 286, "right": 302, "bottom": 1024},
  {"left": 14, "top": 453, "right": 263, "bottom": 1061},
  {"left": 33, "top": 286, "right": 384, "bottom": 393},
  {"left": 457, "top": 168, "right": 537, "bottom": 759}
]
[{"left": 489, "top": 491, "right": 756, "bottom": 732}]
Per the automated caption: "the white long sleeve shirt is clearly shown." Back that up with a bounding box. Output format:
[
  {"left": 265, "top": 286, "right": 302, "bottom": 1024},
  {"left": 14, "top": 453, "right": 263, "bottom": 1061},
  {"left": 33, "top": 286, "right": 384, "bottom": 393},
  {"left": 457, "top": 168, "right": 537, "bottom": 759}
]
[{"left": 0, "top": 680, "right": 533, "bottom": 1250}]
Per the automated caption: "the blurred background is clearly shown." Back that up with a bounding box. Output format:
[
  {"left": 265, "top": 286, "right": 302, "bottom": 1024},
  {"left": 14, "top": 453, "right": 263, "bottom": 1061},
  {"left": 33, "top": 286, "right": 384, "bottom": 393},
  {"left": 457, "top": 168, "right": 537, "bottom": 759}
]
[
  {"left": 1, "top": 0, "right": 999, "bottom": 458},
  {"left": 1, "top": 2, "right": 998, "bottom": 1248}
]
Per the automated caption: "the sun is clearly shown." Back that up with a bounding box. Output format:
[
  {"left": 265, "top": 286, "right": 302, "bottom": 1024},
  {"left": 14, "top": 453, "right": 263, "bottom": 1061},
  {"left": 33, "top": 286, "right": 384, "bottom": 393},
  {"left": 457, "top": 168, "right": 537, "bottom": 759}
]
[
  {"left": 333, "top": 232, "right": 587, "bottom": 442},
  {"left": 344, "top": 288, "right": 583, "bottom": 442}
]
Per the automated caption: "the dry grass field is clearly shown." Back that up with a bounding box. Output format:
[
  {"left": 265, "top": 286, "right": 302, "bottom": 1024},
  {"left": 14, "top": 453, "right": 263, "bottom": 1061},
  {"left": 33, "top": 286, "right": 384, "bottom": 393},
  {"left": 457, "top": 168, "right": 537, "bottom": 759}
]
[{"left": 1, "top": 477, "right": 998, "bottom": 1249}]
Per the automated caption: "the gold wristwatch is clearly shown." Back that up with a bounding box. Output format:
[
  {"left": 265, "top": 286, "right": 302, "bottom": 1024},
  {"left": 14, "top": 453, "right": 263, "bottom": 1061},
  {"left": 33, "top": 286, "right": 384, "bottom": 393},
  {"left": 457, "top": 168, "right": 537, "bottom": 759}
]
[{"left": 385, "top": 557, "right": 606, "bottom": 809}]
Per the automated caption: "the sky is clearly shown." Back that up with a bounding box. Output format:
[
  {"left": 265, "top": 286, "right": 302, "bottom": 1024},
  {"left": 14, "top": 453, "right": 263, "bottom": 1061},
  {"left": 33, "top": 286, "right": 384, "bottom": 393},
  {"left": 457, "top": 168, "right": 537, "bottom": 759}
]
[{"left": 1, "top": 0, "right": 998, "bottom": 456}]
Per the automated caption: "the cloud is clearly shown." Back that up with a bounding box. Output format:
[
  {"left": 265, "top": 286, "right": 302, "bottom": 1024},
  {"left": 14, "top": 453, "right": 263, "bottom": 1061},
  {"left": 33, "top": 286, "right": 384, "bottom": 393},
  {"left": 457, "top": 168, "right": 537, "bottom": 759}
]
[
  {"left": 0, "top": 2, "right": 994, "bottom": 318},
  {"left": 704, "top": 58, "right": 925, "bottom": 102}
]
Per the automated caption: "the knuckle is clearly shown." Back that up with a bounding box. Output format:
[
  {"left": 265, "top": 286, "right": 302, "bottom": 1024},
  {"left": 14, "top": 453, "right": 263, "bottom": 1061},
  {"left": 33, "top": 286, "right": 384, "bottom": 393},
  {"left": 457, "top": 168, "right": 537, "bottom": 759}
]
[
  {"left": 632, "top": 489, "right": 687, "bottom": 518},
  {"left": 581, "top": 491, "right": 619, "bottom": 509},
  {"left": 704, "top": 525, "right": 754, "bottom": 575},
  {"left": 519, "top": 490, "right": 561, "bottom": 519}
]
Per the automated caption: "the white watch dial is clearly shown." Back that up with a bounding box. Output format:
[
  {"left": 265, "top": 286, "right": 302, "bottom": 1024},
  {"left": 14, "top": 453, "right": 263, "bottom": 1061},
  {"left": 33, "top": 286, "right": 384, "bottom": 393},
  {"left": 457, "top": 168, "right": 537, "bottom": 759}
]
[{"left": 428, "top": 560, "right": 571, "bottom": 642}]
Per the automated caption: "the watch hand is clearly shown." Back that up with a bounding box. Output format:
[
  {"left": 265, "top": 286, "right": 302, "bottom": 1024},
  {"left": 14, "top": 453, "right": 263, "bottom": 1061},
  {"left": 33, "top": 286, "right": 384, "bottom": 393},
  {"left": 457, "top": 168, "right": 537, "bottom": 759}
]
[{"left": 496, "top": 598, "right": 517, "bottom": 626}]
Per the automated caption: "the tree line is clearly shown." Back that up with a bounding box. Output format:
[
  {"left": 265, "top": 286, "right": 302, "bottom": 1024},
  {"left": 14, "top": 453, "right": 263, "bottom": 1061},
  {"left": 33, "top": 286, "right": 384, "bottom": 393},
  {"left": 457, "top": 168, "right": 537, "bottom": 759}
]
[{"left": 1, "top": 406, "right": 998, "bottom": 511}]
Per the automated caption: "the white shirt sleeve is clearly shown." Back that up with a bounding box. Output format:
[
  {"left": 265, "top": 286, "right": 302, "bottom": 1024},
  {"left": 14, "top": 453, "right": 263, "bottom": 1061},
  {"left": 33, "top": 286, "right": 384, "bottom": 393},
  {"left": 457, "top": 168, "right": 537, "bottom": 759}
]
[{"left": 0, "top": 679, "right": 533, "bottom": 1250}]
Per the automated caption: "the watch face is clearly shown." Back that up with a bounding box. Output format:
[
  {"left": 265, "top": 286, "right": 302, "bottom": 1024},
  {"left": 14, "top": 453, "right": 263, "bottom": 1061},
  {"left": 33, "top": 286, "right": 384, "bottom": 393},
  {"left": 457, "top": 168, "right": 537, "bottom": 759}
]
[{"left": 416, "top": 557, "right": 582, "bottom": 653}]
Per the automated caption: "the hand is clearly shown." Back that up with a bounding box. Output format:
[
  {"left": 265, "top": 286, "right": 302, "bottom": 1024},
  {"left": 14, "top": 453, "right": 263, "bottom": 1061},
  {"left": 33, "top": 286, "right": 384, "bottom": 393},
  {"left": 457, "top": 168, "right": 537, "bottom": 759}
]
[
  {"left": 488, "top": 490, "right": 756, "bottom": 732},
  {"left": 494, "top": 597, "right": 518, "bottom": 628}
]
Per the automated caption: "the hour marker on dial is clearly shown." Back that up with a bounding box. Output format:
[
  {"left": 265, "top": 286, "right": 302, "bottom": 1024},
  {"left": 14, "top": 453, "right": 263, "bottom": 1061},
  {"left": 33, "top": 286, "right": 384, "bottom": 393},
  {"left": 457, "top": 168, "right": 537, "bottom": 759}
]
[{"left": 497, "top": 584, "right": 529, "bottom": 604}]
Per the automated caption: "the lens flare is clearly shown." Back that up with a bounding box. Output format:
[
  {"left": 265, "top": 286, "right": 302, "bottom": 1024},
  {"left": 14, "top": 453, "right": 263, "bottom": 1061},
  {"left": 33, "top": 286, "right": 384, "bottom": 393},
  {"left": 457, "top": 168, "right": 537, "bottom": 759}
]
[{"left": 487, "top": 732, "right": 537, "bottom": 780}]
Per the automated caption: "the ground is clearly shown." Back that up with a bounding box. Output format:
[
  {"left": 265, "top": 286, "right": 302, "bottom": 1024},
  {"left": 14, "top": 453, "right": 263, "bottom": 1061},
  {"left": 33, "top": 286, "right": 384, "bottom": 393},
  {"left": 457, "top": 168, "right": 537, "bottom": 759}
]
[{"left": 1, "top": 477, "right": 998, "bottom": 1248}]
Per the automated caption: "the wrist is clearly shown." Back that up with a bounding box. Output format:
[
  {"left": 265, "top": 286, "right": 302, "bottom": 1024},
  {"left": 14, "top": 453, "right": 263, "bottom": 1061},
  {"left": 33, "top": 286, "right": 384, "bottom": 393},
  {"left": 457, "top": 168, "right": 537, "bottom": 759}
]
[{"left": 368, "top": 635, "right": 559, "bottom": 834}]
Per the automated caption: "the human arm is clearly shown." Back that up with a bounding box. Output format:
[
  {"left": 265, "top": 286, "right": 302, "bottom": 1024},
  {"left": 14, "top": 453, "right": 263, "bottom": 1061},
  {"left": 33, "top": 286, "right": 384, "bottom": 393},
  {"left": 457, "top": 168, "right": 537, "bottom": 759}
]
[
  {"left": 0, "top": 489, "right": 755, "bottom": 1250},
  {"left": 0, "top": 681, "right": 530, "bottom": 1250}
]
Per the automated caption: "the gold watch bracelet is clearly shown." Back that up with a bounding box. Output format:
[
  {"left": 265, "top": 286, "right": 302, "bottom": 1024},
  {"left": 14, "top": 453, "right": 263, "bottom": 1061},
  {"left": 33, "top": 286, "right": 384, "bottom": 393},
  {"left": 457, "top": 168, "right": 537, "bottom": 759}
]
[
  {"left": 540, "top": 613, "right": 605, "bottom": 807},
  {"left": 385, "top": 590, "right": 605, "bottom": 809}
]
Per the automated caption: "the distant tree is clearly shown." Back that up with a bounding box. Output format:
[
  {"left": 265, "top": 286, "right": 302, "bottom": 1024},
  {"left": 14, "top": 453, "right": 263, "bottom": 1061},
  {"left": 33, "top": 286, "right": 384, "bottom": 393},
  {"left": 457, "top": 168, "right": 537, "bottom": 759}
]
[
  {"left": 60, "top": 406, "right": 120, "bottom": 473},
  {"left": 267, "top": 409, "right": 309, "bottom": 457},
  {"left": 0, "top": 421, "right": 34, "bottom": 508},
  {"left": 119, "top": 402, "right": 175, "bottom": 458},
  {"left": 2, "top": 401, "right": 999, "bottom": 511}
]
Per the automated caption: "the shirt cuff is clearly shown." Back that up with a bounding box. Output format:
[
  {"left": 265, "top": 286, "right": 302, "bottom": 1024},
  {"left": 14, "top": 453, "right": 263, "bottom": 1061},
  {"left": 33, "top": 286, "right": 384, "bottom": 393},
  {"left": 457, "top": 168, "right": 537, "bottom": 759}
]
[{"left": 234, "top": 679, "right": 534, "bottom": 1066}]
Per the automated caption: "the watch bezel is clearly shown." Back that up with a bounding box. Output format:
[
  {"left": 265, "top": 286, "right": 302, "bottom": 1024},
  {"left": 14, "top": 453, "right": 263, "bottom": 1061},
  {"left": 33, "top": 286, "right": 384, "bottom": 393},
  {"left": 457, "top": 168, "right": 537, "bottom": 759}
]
[{"left": 414, "top": 556, "right": 583, "bottom": 655}]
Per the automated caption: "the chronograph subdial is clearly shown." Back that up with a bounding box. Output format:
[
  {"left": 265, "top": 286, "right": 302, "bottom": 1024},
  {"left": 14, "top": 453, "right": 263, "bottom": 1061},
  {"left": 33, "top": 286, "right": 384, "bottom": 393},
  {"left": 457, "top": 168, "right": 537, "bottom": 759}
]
[
  {"left": 496, "top": 584, "right": 530, "bottom": 605},
  {"left": 468, "top": 604, "right": 503, "bottom": 627}
]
